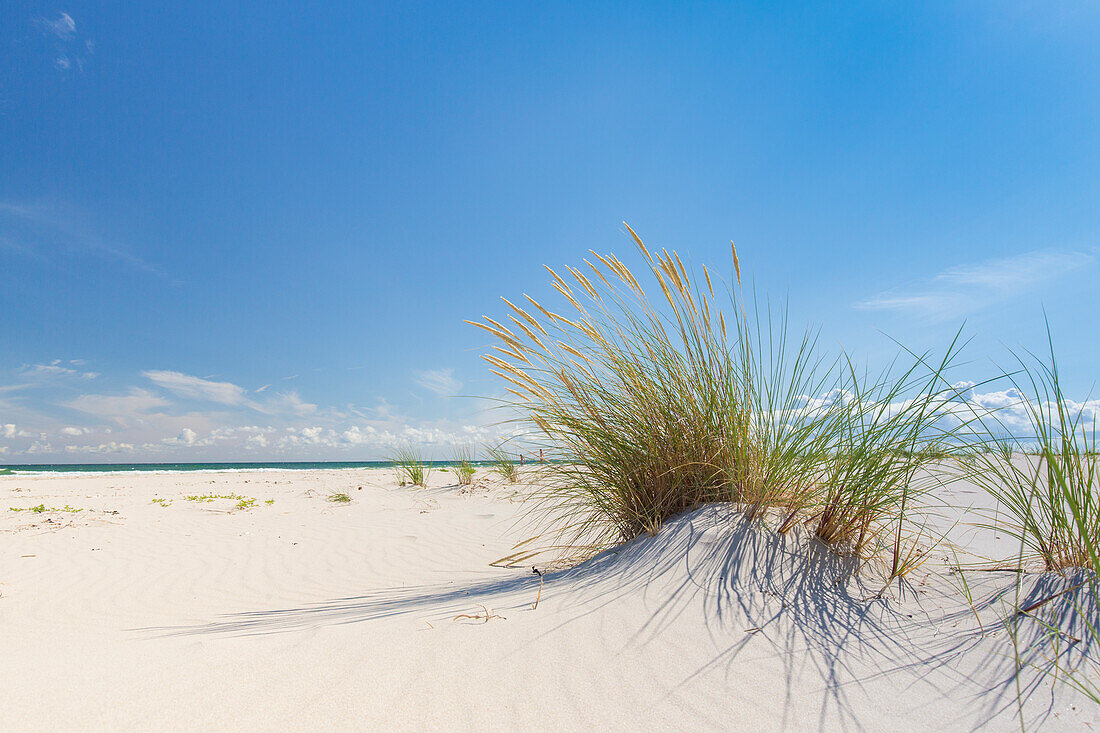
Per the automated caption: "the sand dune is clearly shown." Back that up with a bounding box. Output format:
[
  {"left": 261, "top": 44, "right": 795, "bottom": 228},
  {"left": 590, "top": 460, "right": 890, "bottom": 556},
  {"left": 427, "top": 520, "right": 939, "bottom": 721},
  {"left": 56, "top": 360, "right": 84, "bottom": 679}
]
[{"left": 1, "top": 469, "right": 1095, "bottom": 731}]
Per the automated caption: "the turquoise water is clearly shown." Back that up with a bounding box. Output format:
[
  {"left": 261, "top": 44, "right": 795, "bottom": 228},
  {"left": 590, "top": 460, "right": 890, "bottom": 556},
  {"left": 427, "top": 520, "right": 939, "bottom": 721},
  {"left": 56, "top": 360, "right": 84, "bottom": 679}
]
[{"left": 0, "top": 461, "right": 496, "bottom": 475}]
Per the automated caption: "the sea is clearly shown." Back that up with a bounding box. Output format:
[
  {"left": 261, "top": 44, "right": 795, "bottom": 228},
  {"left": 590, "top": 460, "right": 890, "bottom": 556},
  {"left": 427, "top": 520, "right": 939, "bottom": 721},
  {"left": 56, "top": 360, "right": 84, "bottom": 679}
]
[{"left": 0, "top": 461, "right": 490, "bottom": 476}]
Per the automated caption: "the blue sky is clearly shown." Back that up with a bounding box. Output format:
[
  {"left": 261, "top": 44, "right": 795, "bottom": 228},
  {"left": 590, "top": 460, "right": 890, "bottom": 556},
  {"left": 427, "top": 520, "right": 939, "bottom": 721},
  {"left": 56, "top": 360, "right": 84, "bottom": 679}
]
[{"left": 2, "top": 1, "right": 1099, "bottom": 461}]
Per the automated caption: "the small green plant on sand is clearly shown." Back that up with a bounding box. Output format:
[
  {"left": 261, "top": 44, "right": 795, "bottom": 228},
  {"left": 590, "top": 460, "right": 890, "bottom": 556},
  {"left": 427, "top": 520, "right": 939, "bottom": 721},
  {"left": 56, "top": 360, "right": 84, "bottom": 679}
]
[
  {"left": 390, "top": 446, "right": 430, "bottom": 487},
  {"left": 181, "top": 493, "right": 258, "bottom": 510},
  {"left": 152, "top": 497, "right": 172, "bottom": 507},
  {"left": 8, "top": 503, "right": 81, "bottom": 513},
  {"left": 328, "top": 490, "right": 352, "bottom": 503},
  {"left": 265, "top": 498, "right": 275, "bottom": 505},
  {"left": 184, "top": 493, "right": 248, "bottom": 503},
  {"left": 10, "top": 504, "right": 47, "bottom": 513}
]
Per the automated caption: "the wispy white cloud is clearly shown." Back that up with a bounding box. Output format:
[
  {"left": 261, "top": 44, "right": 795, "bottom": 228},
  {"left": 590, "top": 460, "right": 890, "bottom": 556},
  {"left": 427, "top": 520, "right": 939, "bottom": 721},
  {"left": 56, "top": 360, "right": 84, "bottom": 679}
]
[
  {"left": 34, "top": 12, "right": 93, "bottom": 74},
  {"left": 64, "top": 388, "right": 171, "bottom": 422},
  {"left": 21, "top": 360, "right": 99, "bottom": 380},
  {"left": 857, "top": 249, "right": 1095, "bottom": 321},
  {"left": 41, "top": 12, "right": 76, "bottom": 40},
  {"left": 0, "top": 201, "right": 162, "bottom": 275},
  {"left": 142, "top": 370, "right": 250, "bottom": 406},
  {"left": 414, "top": 368, "right": 463, "bottom": 397},
  {"left": 263, "top": 391, "right": 317, "bottom": 416}
]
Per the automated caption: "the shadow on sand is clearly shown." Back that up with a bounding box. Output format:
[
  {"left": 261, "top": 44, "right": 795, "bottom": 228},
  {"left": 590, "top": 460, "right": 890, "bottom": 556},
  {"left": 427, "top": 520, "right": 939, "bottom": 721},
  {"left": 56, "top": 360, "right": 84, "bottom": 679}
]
[{"left": 139, "top": 504, "right": 1095, "bottom": 730}]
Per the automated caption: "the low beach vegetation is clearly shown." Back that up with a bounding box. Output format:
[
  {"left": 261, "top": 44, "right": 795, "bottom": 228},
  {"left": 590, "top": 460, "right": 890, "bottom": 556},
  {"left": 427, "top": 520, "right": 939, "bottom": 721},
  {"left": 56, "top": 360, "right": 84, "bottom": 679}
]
[
  {"left": 328, "top": 490, "right": 352, "bottom": 503},
  {"left": 959, "top": 332, "right": 1100, "bottom": 703},
  {"left": 962, "top": 335, "right": 1098, "bottom": 573},
  {"left": 9, "top": 503, "right": 82, "bottom": 513},
  {"left": 451, "top": 446, "right": 477, "bottom": 485},
  {"left": 182, "top": 492, "right": 261, "bottom": 510},
  {"left": 471, "top": 226, "right": 1099, "bottom": 714},
  {"left": 469, "top": 225, "right": 963, "bottom": 569},
  {"left": 391, "top": 446, "right": 430, "bottom": 487},
  {"left": 486, "top": 443, "right": 519, "bottom": 483}
]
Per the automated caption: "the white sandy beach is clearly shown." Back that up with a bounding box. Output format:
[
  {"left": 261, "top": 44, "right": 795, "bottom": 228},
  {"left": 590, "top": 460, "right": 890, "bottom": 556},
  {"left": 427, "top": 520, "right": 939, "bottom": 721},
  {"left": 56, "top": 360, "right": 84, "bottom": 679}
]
[{"left": 1, "top": 467, "right": 1095, "bottom": 731}]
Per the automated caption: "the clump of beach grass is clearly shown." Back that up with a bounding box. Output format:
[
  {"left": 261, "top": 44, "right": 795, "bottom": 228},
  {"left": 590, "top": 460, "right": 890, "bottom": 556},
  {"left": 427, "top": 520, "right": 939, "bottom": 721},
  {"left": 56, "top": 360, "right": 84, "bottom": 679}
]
[
  {"left": 962, "top": 331, "right": 1099, "bottom": 572},
  {"left": 451, "top": 446, "right": 476, "bottom": 485},
  {"left": 328, "top": 490, "right": 352, "bottom": 503},
  {"left": 802, "top": 345, "right": 966, "bottom": 569},
  {"left": 486, "top": 443, "right": 519, "bottom": 483},
  {"left": 468, "top": 224, "right": 962, "bottom": 568},
  {"left": 391, "top": 446, "right": 431, "bottom": 487},
  {"left": 470, "top": 228, "right": 747, "bottom": 544},
  {"left": 960, "top": 329, "right": 1100, "bottom": 708}
]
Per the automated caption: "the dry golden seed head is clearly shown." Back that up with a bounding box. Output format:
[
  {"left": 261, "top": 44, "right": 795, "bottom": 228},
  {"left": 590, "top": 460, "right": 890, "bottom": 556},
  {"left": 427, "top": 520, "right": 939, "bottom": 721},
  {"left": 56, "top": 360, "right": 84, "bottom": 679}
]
[
  {"left": 492, "top": 345, "right": 530, "bottom": 365},
  {"left": 503, "top": 387, "right": 529, "bottom": 402},
  {"left": 523, "top": 294, "right": 559, "bottom": 324},
  {"left": 590, "top": 250, "right": 616, "bottom": 273},
  {"left": 552, "top": 280, "right": 585, "bottom": 312},
  {"left": 507, "top": 316, "right": 549, "bottom": 352},
  {"left": 568, "top": 266, "right": 601, "bottom": 301},
  {"left": 703, "top": 265, "right": 714, "bottom": 297},
  {"left": 468, "top": 319, "right": 516, "bottom": 344},
  {"left": 654, "top": 270, "right": 676, "bottom": 310},
  {"left": 483, "top": 316, "right": 520, "bottom": 341},
  {"left": 623, "top": 222, "right": 655, "bottom": 264},
  {"left": 544, "top": 266, "right": 574, "bottom": 297},
  {"left": 731, "top": 240, "right": 742, "bottom": 286},
  {"left": 674, "top": 252, "right": 689, "bottom": 287},
  {"left": 502, "top": 297, "right": 549, "bottom": 336},
  {"left": 483, "top": 354, "right": 515, "bottom": 371},
  {"left": 489, "top": 368, "right": 539, "bottom": 395},
  {"left": 558, "top": 342, "right": 593, "bottom": 365},
  {"left": 576, "top": 318, "right": 603, "bottom": 340},
  {"left": 584, "top": 258, "right": 616, "bottom": 292}
]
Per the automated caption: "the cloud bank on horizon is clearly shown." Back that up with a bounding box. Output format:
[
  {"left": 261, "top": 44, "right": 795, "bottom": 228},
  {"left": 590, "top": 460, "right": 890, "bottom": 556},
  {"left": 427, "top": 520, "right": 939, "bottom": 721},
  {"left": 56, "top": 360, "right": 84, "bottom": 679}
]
[
  {"left": 0, "top": 363, "right": 507, "bottom": 462},
  {"left": 2, "top": 355, "right": 1097, "bottom": 462}
]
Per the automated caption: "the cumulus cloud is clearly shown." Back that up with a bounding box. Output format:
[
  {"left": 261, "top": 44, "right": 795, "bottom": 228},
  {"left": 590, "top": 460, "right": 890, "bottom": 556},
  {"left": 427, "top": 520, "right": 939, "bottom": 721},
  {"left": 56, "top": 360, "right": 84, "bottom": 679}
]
[
  {"left": 857, "top": 249, "right": 1095, "bottom": 321},
  {"left": 1, "top": 359, "right": 507, "bottom": 460},
  {"left": 64, "top": 441, "right": 135, "bottom": 455},
  {"left": 414, "top": 368, "right": 462, "bottom": 397}
]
